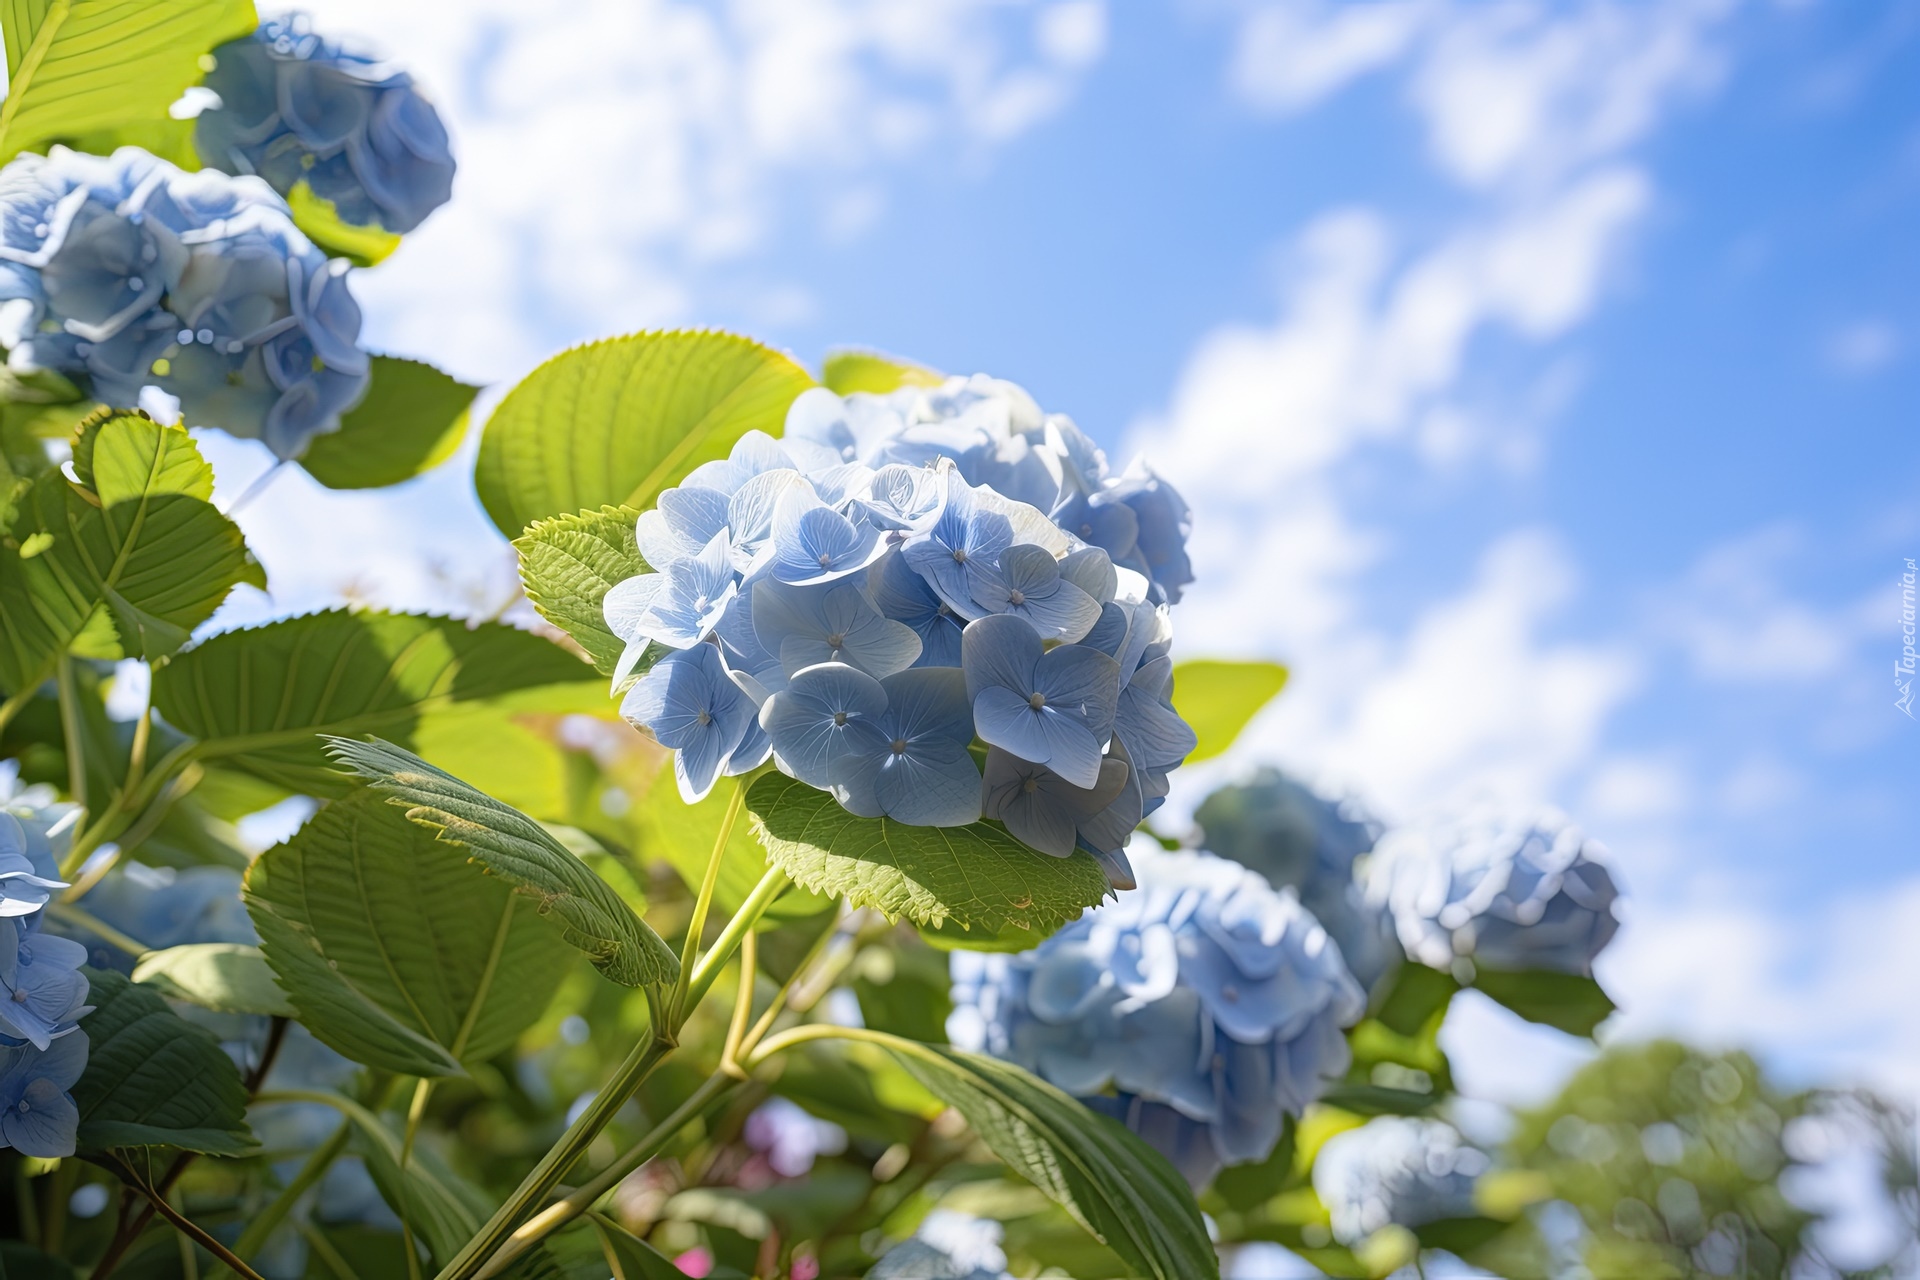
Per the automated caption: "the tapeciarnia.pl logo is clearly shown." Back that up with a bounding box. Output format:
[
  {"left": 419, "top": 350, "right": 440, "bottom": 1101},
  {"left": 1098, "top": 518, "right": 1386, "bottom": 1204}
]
[{"left": 1898, "top": 557, "right": 1916, "bottom": 718}]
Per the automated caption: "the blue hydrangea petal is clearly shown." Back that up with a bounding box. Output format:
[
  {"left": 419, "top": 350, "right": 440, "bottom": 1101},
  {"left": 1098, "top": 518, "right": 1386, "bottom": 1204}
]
[
  {"left": 638, "top": 531, "right": 737, "bottom": 648},
  {"left": 620, "top": 645, "right": 754, "bottom": 803},
  {"left": 877, "top": 666, "right": 973, "bottom": 747},
  {"left": 1024, "top": 941, "right": 1111, "bottom": 1023},
  {"left": 1034, "top": 643, "right": 1122, "bottom": 742},
  {"left": 960, "top": 613, "right": 1040, "bottom": 706},
  {"left": 638, "top": 486, "right": 732, "bottom": 566},
  {"left": 770, "top": 486, "right": 885, "bottom": 585},
  {"left": 856, "top": 463, "right": 947, "bottom": 533},
  {"left": 727, "top": 469, "right": 811, "bottom": 570},
  {"left": 871, "top": 553, "right": 965, "bottom": 668},
  {"left": 1116, "top": 659, "right": 1197, "bottom": 771},
  {"left": 866, "top": 737, "right": 981, "bottom": 827},
  {"left": 760, "top": 662, "right": 887, "bottom": 789},
  {"left": 0, "top": 1074, "right": 79, "bottom": 1157},
  {"left": 1058, "top": 546, "right": 1117, "bottom": 607}
]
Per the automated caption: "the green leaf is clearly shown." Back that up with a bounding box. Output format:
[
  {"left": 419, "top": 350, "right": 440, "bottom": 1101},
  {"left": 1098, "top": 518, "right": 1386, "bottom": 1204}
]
[
  {"left": 1470, "top": 968, "right": 1615, "bottom": 1038},
  {"left": 591, "top": 1214, "right": 693, "bottom": 1280},
  {"left": 819, "top": 348, "right": 943, "bottom": 396},
  {"left": 1172, "top": 659, "right": 1289, "bottom": 763},
  {"left": 1316, "top": 1083, "right": 1447, "bottom": 1118},
  {"left": 514, "top": 504, "right": 649, "bottom": 679},
  {"left": 72, "top": 968, "right": 255, "bottom": 1155},
  {"left": 245, "top": 790, "right": 576, "bottom": 1076},
  {"left": 323, "top": 736, "right": 680, "bottom": 989},
  {"left": 474, "top": 329, "right": 814, "bottom": 539},
  {"left": 1372, "top": 963, "right": 1459, "bottom": 1038},
  {"left": 0, "top": 1240, "right": 74, "bottom": 1279},
  {"left": 148, "top": 609, "right": 607, "bottom": 808},
  {"left": 0, "top": 410, "right": 260, "bottom": 696},
  {"left": 1208, "top": 1115, "right": 1298, "bottom": 1212},
  {"left": 299, "top": 355, "right": 478, "bottom": 490},
  {"left": 636, "top": 773, "right": 830, "bottom": 922},
  {"left": 885, "top": 1040, "right": 1219, "bottom": 1280},
  {"left": 131, "top": 942, "right": 293, "bottom": 1017},
  {"left": 286, "top": 180, "right": 403, "bottom": 268},
  {"left": 916, "top": 915, "right": 1050, "bottom": 954},
  {"left": 0, "top": 0, "right": 258, "bottom": 163},
  {"left": 745, "top": 773, "right": 1109, "bottom": 934}
]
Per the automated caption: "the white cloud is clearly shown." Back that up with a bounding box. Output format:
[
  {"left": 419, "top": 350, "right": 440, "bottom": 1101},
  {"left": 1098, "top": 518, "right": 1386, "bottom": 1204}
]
[
  {"left": 297, "top": 0, "right": 1108, "bottom": 379},
  {"left": 1226, "top": 0, "right": 1734, "bottom": 190},
  {"left": 1602, "top": 879, "right": 1920, "bottom": 1098},
  {"left": 1651, "top": 526, "right": 1873, "bottom": 683},
  {"left": 1226, "top": 0, "right": 1434, "bottom": 114},
  {"left": 1825, "top": 319, "right": 1902, "bottom": 374}
]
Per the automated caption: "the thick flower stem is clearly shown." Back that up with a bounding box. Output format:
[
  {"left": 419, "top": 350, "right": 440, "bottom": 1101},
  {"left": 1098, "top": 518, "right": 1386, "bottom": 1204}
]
[
  {"left": 226, "top": 1123, "right": 351, "bottom": 1263},
  {"left": 669, "top": 781, "right": 746, "bottom": 1021},
  {"left": 470, "top": 1070, "right": 742, "bottom": 1280},
  {"left": 432, "top": 1033, "right": 674, "bottom": 1280},
  {"left": 682, "top": 865, "right": 788, "bottom": 1013}
]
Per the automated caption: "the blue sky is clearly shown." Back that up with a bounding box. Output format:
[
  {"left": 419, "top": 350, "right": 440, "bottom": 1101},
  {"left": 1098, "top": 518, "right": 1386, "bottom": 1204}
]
[{"left": 219, "top": 0, "right": 1919, "bottom": 1118}]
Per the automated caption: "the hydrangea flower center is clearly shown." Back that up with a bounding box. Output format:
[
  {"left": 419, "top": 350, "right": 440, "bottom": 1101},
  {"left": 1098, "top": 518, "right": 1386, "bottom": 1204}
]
[
  {"left": 1007, "top": 589, "right": 1026, "bottom": 605},
  {"left": 817, "top": 552, "right": 833, "bottom": 568},
  {"left": 1022, "top": 777, "right": 1040, "bottom": 794},
  {"left": 890, "top": 739, "right": 909, "bottom": 755},
  {"left": 1028, "top": 692, "right": 1047, "bottom": 709},
  {"left": 833, "top": 711, "right": 849, "bottom": 726},
  {"left": 826, "top": 632, "right": 845, "bottom": 648},
  {"left": 951, "top": 547, "right": 968, "bottom": 563},
  {"left": 10, "top": 990, "right": 24, "bottom": 1003},
  {"left": 696, "top": 709, "right": 711, "bottom": 726}
]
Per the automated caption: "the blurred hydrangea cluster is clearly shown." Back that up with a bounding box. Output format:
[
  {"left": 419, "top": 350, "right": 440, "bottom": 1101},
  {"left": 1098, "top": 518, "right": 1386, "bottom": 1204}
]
[
  {"left": 607, "top": 376, "right": 1196, "bottom": 887},
  {"left": 1364, "top": 803, "right": 1621, "bottom": 979},
  {"left": 1312, "top": 1116, "right": 1490, "bottom": 1245},
  {"left": 1193, "top": 768, "right": 1397, "bottom": 991},
  {"left": 948, "top": 847, "right": 1363, "bottom": 1188},
  {"left": 0, "top": 145, "right": 369, "bottom": 458},
  {"left": 867, "top": 1210, "right": 1014, "bottom": 1280},
  {"left": 198, "top": 13, "right": 457, "bottom": 235},
  {"left": 0, "top": 782, "right": 91, "bottom": 1158}
]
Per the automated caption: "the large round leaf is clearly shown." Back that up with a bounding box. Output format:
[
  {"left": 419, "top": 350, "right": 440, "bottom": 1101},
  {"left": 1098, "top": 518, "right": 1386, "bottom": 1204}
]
[
  {"left": 474, "top": 330, "right": 813, "bottom": 538},
  {"left": 246, "top": 790, "right": 578, "bottom": 1076}
]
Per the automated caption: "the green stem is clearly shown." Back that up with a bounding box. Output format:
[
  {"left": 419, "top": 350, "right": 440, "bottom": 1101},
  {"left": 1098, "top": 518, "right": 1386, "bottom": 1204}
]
[
  {"left": 430, "top": 1035, "right": 674, "bottom": 1280},
  {"left": 470, "top": 1070, "right": 742, "bottom": 1280},
  {"left": 49, "top": 903, "right": 149, "bottom": 958},
  {"left": 139, "top": 1190, "right": 267, "bottom": 1280},
  {"left": 399, "top": 1080, "right": 433, "bottom": 1280},
  {"left": 55, "top": 656, "right": 86, "bottom": 814},
  {"left": 746, "top": 1022, "right": 904, "bottom": 1071},
  {"left": 296, "top": 1219, "right": 357, "bottom": 1280},
  {"left": 682, "top": 866, "right": 788, "bottom": 1014},
  {"left": 671, "top": 781, "right": 745, "bottom": 1021},
  {"left": 0, "top": 683, "right": 33, "bottom": 739},
  {"left": 230, "top": 1123, "right": 351, "bottom": 1261}
]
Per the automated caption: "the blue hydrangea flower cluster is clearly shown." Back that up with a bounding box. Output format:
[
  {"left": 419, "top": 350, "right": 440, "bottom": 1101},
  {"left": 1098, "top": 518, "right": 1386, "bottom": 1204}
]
[
  {"left": 947, "top": 847, "right": 1365, "bottom": 1189},
  {"left": 0, "top": 789, "right": 91, "bottom": 1158},
  {"left": 1363, "top": 803, "right": 1621, "bottom": 978},
  {"left": 787, "top": 376, "right": 1193, "bottom": 605},
  {"left": 0, "top": 145, "right": 370, "bottom": 458},
  {"left": 606, "top": 378, "right": 1196, "bottom": 887},
  {"left": 197, "top": 13, "right": 457, "bottom": 235},
  {"left": 1312, "top": 1117, "right": 1490, "bottom": 1245},
  {"left": 1193, "top": 769, "right": 1399, "bottom": 991},
  {"left": 868, "top": 1210, "right": 1014, "bottom": 1280}
]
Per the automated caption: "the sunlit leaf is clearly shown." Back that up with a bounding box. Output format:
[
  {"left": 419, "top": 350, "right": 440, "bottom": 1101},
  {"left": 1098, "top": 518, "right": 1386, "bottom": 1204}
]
[
  {"left": 475, "top": 329, "right": 813, "bottom": 538},
  {"left": 1172, "top": 659, "right": 1289, "bottom": 763},
  {"left": 746, "top": 773, "right": 1109, "bottom": 934}
]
